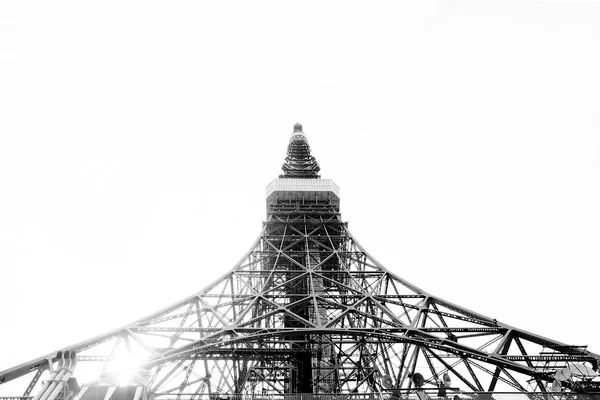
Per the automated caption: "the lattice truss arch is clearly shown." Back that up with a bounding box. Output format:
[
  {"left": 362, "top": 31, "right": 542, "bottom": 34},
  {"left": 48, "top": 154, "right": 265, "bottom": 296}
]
[{"left": 2, "top": 205, "right": 599, "bottom": 397}]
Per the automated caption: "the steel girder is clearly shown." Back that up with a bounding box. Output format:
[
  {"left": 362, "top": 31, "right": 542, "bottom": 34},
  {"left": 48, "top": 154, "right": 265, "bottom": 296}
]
[
  {"left": 1, "top": 203, "right": 599, "bottom": 397},
  {"left": 2, "top": 124, "right": 599, "bottom": 398}
]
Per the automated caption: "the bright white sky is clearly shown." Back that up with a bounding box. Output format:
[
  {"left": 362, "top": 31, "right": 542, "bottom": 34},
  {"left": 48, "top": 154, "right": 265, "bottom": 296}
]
[{"left": 1, "top": 0, "right": 599, "bottom": 379}]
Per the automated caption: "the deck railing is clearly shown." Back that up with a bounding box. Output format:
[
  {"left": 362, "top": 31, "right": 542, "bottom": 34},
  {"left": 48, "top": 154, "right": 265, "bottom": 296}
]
[
  {"left": 3, "top": 391, "right": 600, "bottom": 400},
  {"left": 148, "top": 393, "right": 600, "bottom": 400}
]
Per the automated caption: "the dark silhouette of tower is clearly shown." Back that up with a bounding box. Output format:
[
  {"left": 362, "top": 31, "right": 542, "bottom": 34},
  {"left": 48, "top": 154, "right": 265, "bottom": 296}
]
[{"left": 1, "top": 124, "right": 599, "bottom": 400}]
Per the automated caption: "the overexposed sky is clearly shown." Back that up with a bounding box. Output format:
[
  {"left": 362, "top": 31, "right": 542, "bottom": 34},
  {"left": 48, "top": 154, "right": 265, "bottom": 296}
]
[{"left": 1, "top": 0, "right": 599, "bottom": 379}]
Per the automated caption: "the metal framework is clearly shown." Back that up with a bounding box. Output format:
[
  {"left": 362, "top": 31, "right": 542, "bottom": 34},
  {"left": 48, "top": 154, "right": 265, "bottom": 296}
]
[{"left": 1, "top": 124, "right": 599, "bottom": 400}]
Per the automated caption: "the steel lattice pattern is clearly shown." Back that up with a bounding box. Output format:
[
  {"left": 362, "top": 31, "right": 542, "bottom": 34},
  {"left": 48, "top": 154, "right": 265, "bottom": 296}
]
[{"left": 1, "top": 124, "right": 598, "bottom": 399}]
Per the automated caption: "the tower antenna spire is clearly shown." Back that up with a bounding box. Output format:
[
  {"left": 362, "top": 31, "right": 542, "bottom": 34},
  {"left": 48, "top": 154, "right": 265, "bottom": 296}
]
[{"left": 280, "top": 123, "right": 320, "bottom": 179}]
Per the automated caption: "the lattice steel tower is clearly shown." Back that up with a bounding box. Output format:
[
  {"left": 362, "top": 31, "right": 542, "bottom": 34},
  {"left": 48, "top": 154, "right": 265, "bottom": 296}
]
[{"left": 1, "top": 124, "right": 599, "bottom": 400}]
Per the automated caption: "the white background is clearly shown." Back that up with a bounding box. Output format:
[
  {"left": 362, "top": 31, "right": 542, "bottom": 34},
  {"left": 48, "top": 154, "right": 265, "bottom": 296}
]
[{"left": 1, "top": 0, "right": 599, "bottom": 384}]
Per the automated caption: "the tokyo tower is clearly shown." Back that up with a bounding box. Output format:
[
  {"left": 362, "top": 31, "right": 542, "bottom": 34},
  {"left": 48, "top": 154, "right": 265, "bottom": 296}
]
[{"left": 1, "top": 124, "right": 599, "bottom": 400}]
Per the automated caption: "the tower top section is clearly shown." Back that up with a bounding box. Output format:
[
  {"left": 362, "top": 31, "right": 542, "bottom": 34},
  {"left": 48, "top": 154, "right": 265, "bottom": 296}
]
[
  {"left": 280, "top": 123, "right": 320, "bottom": 179},
  {"left": 266, "top": 124, "right": 339, "bottom": 216}
]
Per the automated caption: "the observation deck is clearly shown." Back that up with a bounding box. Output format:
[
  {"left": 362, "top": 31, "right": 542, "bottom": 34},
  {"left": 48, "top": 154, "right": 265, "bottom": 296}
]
[{"left": 265, "top": 178, "right": 340, "bottom": 216}]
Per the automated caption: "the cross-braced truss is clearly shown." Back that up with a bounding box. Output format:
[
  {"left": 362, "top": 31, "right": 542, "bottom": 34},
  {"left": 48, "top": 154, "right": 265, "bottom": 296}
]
[
  {"left": 2, "top": 200, "right": 599, "bottom": 397},
  {"left": 1, "top": 124, "right": 599, "bottom": 398}
]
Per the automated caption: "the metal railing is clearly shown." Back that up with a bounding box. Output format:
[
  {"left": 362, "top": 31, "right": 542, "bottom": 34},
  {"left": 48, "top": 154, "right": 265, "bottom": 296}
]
[
  {"left": 4, "top": 391, "right": 600, "bottom": 400},
  {"left": 0, "top": 397, "right": 33, "bottom": 400},
  {"left": 149, "top": 393, "right": 600, "bottom": 400}
]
